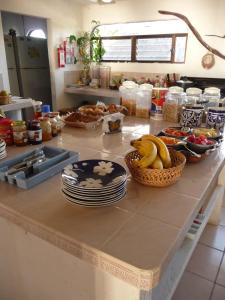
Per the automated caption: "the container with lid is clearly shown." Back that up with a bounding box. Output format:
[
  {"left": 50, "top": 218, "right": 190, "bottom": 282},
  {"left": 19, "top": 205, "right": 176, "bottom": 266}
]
[
  {"left": 203, "top": 87, "right": 220, "bottom": 108},
  {"left": 119, "top": 81, "right": 138, "bottom": 116},
  {"left": 27, "top": 120, "right": 42, "bottom": 145},
  {"left": 38, "top": 117, "right": 52, "bottom": 141},
  {"left": 41, "top": 105, "right": 51, "bottom": 116},
  {"left": 99, "top": 66, "right": 111, "bottom": 88},
  {"left": 12, "top": 121, "right": 28, "bottom": 146},
  {"left": 136, "top": 84, "right": 153, "bottom": 118},
  {"left": 162, "top": 86, "right": 185, "bottom": 123},
  {"left": 151, "top": 87, "right": 168, "bottom": 120},
  {"left": 0, "top": 118, "right": 13, "bottom": 146},
  {"left": 186, "top": 88, "right": 202, "bottom": 105}
]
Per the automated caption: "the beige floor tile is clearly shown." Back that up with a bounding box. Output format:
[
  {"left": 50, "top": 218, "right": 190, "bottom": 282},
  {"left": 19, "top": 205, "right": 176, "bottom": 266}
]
[
  {"left": 220, "top": 207, "right": 225, "bottom": 226},
  {"left": 186, "top": 244, "right": 223, "bottom": 281},
  {"left": 211, "top": 284, "right": 225, "bottom": 300},
  {"left": 172, "top": 271, "right": 213, "bottom": 300},
  {"left": 102, "top": 214, "right": 180, "bottom": 270},
  {"left": 217, "top": 256, "right": 225, "bottom": 286},
  {"left": 200, "top": 224, "right": 225, "bottom": 251}
]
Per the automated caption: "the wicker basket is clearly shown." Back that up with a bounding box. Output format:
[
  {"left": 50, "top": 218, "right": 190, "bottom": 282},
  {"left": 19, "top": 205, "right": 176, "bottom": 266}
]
[{"left": 125, "top": 148, "right": 186, "bottom": 187}]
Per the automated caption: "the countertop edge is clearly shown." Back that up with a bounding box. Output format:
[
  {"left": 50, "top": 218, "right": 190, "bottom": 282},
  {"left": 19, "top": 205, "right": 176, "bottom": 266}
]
[{"left": 0, "top": 202, "right": 159, "bottom": 291}]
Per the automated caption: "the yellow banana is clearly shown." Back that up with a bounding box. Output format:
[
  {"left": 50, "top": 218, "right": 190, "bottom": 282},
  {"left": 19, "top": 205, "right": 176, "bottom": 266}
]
[
  {"left": 141, "top": 134, "right": 172, "bottom": 168},
  {"left": 131, "top": 140, "right": 157, "bottom": 168},
  {"left": 151, "top": 155, "right": 163, "bottom": 170}
]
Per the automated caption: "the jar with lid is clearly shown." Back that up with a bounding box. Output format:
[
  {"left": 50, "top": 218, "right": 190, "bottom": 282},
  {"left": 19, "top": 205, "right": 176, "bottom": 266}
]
[
  {"left": 48, "top": 115, "right": 58, "bottom": 137},
  {"left": 136, "top": 84, "right": 153, "bottom": 118},
  {"left": 0, "top": 118, "right": 13, "bottom": 145},
  {"left": 186, "top": 88, "right": 202, "bottom": 106},
  {"left": 203, "top": 87, "right": 220, "bottom": 108},
  {"left": 163, "top": 86, "right": 186, "bottom": 123},
  {"left": 12, "top": 121, "right": 28, "bottom": 146},
  {"left": 38, "top": 117, "right": 52, "bottom": 141},
  {"left": 119, "top": 81, "right": 138, "bottom": 116},
  {"left": 33, "top": 101, "right": 42, "bottom": 119},
  {"left": 48, "top": 112, "right": 63, "bottom": 133},
  {"left": 27, "top": 120, "right": 42, "bottom": 145}
]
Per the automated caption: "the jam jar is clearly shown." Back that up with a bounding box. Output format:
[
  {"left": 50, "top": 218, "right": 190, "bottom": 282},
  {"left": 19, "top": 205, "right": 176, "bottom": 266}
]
[
  {"left": 12, "top": 121, "right": 28, "bottom": 146},
  {"left": 27, "top": 120, "right": 42, "bottom": 145},
  {"left": 38, "top": 117, "right": 52, "bottom": 141},
  {"left": 0, "top": 118, "right": 13, "bottom": 145}
]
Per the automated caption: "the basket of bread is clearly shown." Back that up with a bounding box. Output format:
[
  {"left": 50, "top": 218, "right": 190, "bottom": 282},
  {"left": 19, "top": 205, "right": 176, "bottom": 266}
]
[
  {"left": 125, "top": 135, "right": 186, "bottom": 187},
  {"left": 63, "top": 112, "right": 102, "bottom": 129}
]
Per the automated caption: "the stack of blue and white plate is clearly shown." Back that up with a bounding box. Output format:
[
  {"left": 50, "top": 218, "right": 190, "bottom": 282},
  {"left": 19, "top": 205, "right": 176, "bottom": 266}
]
[
  {"left": 0, "top": 139, "right": 7, "bottom": 160},
  {"left": 61, "top": 159, "right": 127, "bottom": 207}
]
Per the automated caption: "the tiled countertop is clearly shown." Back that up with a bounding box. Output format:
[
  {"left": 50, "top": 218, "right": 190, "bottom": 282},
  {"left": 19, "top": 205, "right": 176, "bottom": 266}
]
[{"left": 0, "top": 117, "right": 225, "bottom": 291}]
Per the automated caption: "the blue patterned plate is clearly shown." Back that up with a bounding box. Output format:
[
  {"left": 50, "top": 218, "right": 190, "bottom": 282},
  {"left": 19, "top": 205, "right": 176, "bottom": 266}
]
[{"left": 62, "top": 160, "right": 127, "bottom": 190}]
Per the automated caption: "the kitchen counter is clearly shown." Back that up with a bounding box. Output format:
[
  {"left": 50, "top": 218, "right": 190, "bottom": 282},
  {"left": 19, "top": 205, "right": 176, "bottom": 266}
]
[{"left": 0, "top": 117, "right": 225, "bottom": 300}]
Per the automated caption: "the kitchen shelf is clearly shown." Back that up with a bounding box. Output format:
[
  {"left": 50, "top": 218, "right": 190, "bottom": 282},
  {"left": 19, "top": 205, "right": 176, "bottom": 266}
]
[{"left": 65, "top": 86, "right": 120, "bottom": 99}]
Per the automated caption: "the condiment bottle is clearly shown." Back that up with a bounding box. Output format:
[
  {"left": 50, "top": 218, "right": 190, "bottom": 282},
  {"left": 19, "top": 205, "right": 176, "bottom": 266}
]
[
  {"left": 38, "top": 117, "right": 52, "bottom": 141},
  {"left": 27, "top": 120, "right": 42, "bottom": 145},
  {"left": 0, "top": 118, "right": 13, "bottom": 145},
  {"left": 41, "top": 105, "right": 51, "bottom": 117},
  {"left": 51, "top": 112, "right": 63, "bottom": 133},
  {"left": 48, "top": 115, "right": 58, "bottom": 137},
  {"left": 12, "top": 121, "right": 28, "bottom": 146}
]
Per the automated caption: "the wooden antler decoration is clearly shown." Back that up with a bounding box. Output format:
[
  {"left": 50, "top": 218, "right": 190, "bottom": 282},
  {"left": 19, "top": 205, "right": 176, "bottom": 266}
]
[{"left": 158, "top": 10, "right": 225, "bottom": 60}]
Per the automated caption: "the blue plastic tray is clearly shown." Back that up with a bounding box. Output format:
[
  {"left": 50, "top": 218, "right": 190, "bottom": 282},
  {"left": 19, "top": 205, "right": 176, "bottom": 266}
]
[{"left": 0, "top": 146, "right": 79, "bottom": 189}]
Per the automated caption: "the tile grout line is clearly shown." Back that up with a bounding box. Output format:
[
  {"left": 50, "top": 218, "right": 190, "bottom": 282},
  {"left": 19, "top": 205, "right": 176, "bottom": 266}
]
[{"left": 209, "top": 251, "right": 225, "bottom": 300}]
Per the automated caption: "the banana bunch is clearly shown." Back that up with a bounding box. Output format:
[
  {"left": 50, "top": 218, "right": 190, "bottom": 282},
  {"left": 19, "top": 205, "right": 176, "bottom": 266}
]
[{"left": 130, "top": 134, "right": 172, "bottom": 170}]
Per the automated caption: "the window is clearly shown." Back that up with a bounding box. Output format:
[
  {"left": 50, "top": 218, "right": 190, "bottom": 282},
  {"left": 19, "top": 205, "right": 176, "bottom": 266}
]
[
  {"left": 95, "top": 20, "right": 188, "bottom": 63},
  {"left": 29, "top": 29, "right": 46, "bottom": 39}
]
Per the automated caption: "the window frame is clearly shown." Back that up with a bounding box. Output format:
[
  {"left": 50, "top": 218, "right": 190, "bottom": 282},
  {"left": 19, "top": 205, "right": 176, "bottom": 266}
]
[{"left": 100, "top": 33, "right": 188, "bottom": 63}]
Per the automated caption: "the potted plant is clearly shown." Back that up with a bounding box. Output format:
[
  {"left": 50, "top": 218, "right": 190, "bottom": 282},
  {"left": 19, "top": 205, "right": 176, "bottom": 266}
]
[{"left": 76, "top": 21, "right": 105, "bottom": 85}]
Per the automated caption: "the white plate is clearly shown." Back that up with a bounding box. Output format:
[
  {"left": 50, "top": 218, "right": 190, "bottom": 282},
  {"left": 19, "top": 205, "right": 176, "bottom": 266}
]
[
  {"left": 62, "top": 177, "right": 127, "bottom": 193},
  {"left": 62, "top": 186, "right": 126, "bottom": 201},
  {"left": 62, "top": 180, "right": 127, "bottom": 196},
  {"left": 62, "top": 191, "right": 126, "bottom": 207}
]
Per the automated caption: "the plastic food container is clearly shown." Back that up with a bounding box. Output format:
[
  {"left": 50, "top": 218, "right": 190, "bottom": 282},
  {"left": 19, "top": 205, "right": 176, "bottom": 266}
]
[
  {"left": 136, "top": 84, "right": 153, "bottom": 118},
  {"left": 119, "top": 81, "right": 138, "bottom": 116},
  {"left": 151, "top": 87, "right": 168, "bottom": 120},
  {"left": 163, "top": 86, "right": 186, "bottom": 123},
  {"left": 186, "top": 88, "right": 202, "bottom": 105}
]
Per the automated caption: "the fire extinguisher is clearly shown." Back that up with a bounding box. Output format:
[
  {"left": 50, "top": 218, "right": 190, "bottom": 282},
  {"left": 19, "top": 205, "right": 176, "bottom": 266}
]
[{"left": 57, "top": 45, "right": 65, "bottom": 68}]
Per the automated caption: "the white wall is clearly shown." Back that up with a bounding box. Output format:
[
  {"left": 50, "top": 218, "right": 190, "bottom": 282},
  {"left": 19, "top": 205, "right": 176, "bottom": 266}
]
[
  {"left": 0, "top": 0, "right": 83, "bottom": 109},
  {"left": 0, "top": 13, "right": 10, "bottom": 91},
  {"left": 82, "top": 0, "right": 225, "bottom": 78}
]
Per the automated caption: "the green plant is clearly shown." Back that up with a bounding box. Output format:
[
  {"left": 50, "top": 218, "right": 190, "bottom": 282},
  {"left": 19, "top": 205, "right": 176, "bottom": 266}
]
[{"left": 91, "top": 20, "right": 106, "bottom": 63}]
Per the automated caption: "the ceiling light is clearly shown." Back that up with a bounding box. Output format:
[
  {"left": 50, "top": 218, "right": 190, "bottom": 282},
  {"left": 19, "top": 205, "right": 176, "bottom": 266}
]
[{"left": 98, "top": 0, "right": 115, "bottom": 4}]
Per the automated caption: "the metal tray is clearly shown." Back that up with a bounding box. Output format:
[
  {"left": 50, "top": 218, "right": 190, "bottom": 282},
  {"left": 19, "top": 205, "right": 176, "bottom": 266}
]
[{"left": 0, "top": 146, "right": 79, "bottom": 189}]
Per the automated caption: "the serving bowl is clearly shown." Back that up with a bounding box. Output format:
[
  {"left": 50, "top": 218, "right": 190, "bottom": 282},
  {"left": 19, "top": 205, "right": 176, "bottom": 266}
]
[{"left": 186, "top": 139, "right": 217, "bottom": 154}]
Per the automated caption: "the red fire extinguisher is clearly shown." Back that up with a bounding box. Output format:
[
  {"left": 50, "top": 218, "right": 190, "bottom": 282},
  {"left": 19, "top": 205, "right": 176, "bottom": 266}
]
[{"left": 57, "top": 45, "right": 65, "bottom": 68}]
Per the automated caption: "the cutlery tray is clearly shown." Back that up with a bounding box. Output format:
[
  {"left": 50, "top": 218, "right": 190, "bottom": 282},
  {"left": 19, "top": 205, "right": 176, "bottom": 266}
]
[{"left": 0, "top": 146, "right": 79, "bottom": 189}]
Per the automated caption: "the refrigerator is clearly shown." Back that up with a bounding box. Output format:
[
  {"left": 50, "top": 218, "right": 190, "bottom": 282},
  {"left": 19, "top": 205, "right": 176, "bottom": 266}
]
[{"left": 4, "top": 35, "right": 52, "bottom": 106}]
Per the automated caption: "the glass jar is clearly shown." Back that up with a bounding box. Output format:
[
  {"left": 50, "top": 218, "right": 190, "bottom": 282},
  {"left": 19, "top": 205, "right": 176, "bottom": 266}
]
[
  {"left": 99, "top": 66, "right": 111, "bottom": 88},
  {"left": 0, "top": 118, "right": 13, "bottom": 146},
  {"left": 27, "top": 120, "right": 42, "bottom": 145},
  {"left": 38, "top": 117, "right": 52, "bottom": 141},
  {"left": 163, "top": 86, "right": 186, "bottom": 123},
  {"left": 186, "top": 87, "right": 202, "bottom": 106},
  {"left": 12, "top": 121, "right": 28, "bottom": 146},
  {"left": 49, "top": 112, "right": 63, "bottom": 133},
  {"left": 151, "top": 87, "right": 169, "bottom": 120},
  {"left": 203, "top": 87, "right": 220, "bottom": 108},
  {"left": 48, "top": 115, "right": 58, "bottom": 137},
  {"left": 33, "top": 101, "right": 43, "bottom": 119}
]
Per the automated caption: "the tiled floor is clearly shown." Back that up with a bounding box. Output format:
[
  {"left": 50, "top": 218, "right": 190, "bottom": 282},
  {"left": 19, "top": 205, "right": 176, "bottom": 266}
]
[{"left": 172, "top": 197, "right": 225, "bottom": 300}]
